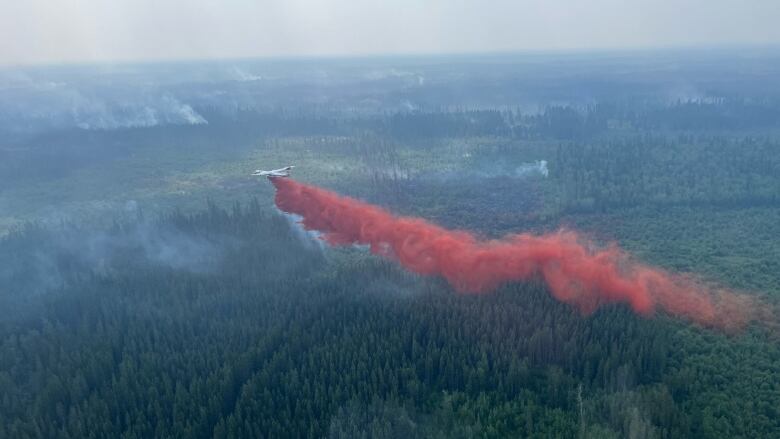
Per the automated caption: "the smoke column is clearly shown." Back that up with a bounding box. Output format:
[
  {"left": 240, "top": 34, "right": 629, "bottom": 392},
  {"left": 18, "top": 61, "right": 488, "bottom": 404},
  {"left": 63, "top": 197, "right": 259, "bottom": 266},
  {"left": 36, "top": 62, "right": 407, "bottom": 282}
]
[{"left": 272, "top": 178, "right": 758, "bottom": 330}]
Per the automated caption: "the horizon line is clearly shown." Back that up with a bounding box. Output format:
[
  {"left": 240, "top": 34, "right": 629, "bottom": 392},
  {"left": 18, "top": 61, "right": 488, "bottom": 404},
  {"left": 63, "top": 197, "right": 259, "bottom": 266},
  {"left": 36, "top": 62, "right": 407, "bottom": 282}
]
[{"left": 3, "top": 42, "right": 780, "bottom": 70}]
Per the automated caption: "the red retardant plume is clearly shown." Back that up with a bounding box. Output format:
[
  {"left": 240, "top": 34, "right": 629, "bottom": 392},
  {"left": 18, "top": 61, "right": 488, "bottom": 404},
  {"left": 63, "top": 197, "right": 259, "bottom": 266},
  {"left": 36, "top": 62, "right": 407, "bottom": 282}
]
[{"left": 271, "top": 178, "right": 758, "bottom": 330}]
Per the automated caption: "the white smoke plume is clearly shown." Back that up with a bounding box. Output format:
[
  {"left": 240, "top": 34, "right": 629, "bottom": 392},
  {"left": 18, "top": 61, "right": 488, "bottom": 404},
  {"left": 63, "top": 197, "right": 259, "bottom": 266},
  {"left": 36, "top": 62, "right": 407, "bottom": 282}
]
[
  {"left": 228, "top": 66, "right": 263, "bottom": 82},
  {"left": 72, "top": 94, "right": 207, "bottom": 130},
  {"left": 278, "top": 210, "right": 325, "bottom": 251},
  {"left": 514, "top": 160, "right": 549, "bottom": 178}
]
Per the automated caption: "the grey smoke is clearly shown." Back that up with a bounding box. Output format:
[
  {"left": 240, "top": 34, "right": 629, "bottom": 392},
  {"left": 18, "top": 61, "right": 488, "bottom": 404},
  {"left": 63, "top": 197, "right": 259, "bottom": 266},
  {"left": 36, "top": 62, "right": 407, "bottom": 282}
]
[
  {"left": 513, "top": 160, "right": 549, "bottom": 178},
  {"left": 279, "top": 211, "right": 325, "bottom": 251},
  {"left": 71, "top": 94, "right": 207, "bottom": 130},
  {"left": 0, "top": 220, "right": 224, "bottom": 298},
  {"left": 0, "top": 71, "right": 207, "bottom": 132},
  {"left": 424, "top": 159, "right": 549, "bottom": 182},
  {"left": 94, "top": 222, "right": 220, "bottom": 272},
  {"left": 228, "top": 66, "right": 263, "bottom": 82}
]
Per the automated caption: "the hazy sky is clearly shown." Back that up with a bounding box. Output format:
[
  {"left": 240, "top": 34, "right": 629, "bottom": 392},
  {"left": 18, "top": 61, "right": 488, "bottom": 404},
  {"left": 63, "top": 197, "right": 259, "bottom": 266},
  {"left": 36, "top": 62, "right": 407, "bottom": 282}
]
[{"left": 3, "top": 0, "right": 780, "bottom": 65}]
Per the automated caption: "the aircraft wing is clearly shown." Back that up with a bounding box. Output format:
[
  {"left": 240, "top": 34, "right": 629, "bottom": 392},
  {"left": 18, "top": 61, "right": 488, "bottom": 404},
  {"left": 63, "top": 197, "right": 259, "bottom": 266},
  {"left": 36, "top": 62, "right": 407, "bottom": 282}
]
[{"left": 252, "top": 165, "right": 294, "bottom": 177}]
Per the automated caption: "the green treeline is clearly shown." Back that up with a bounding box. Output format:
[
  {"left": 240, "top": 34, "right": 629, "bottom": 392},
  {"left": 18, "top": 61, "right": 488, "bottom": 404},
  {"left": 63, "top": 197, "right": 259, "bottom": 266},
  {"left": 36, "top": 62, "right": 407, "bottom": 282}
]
[{"left": 555, "top": 135, "right": 780, "bottom": 211}]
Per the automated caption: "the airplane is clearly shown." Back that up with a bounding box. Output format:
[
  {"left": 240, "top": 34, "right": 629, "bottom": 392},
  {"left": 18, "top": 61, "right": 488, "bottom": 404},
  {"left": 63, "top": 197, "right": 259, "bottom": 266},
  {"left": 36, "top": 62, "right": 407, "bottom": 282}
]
[{"left": 252, "top": 165, "right": 294, "bottom": 178}]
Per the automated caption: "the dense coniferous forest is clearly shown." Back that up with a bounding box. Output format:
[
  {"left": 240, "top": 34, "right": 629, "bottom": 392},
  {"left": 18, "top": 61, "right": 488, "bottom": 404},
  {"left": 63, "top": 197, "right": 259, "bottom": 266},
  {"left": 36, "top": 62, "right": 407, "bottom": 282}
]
[
  {"left": 2, "top": 52, "right": 780, "bottom": 437},
  {"left": 3, "top": 203, "right": 778, "bottom": 438}
]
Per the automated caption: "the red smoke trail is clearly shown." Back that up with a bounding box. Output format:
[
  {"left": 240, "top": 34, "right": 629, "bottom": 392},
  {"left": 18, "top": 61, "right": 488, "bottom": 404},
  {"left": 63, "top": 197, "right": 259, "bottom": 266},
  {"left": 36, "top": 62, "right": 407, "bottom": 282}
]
[{"left": 272, "top": 178, "right": 757, "bottom": 330}]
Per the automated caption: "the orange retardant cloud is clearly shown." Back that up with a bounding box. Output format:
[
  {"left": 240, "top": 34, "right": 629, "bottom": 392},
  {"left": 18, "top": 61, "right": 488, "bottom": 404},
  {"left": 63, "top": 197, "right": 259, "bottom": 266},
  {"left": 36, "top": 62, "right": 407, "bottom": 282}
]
[{"left": 272, "top": 177, "right": 758, "bottom": 331}]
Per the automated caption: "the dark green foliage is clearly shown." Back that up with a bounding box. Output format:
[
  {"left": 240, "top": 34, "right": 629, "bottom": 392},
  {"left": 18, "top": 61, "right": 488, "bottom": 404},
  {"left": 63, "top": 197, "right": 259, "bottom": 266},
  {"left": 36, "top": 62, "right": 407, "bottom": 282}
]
[
  {"left": 4, "top": 55, "right": 780, "bottom": 438},
  {"left": 555, "top": 135, "right": 780, "bottom": 212},
  {"left": 1, "top": 202, "right": 778, "bottom": 438}
]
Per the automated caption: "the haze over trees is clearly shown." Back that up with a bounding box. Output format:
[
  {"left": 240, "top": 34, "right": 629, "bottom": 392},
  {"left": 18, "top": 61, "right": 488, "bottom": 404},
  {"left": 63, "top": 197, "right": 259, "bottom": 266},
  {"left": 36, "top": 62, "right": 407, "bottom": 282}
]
[{"left": 1, "top": 50, "right": 780, "bottom": 437}]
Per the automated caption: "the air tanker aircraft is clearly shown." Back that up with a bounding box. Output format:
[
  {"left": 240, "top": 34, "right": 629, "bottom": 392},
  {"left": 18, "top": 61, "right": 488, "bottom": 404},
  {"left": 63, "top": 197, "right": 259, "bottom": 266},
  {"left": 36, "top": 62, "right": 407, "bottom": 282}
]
[{"left": 252, "top": 166, "right": 294, "bottom": 178}]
